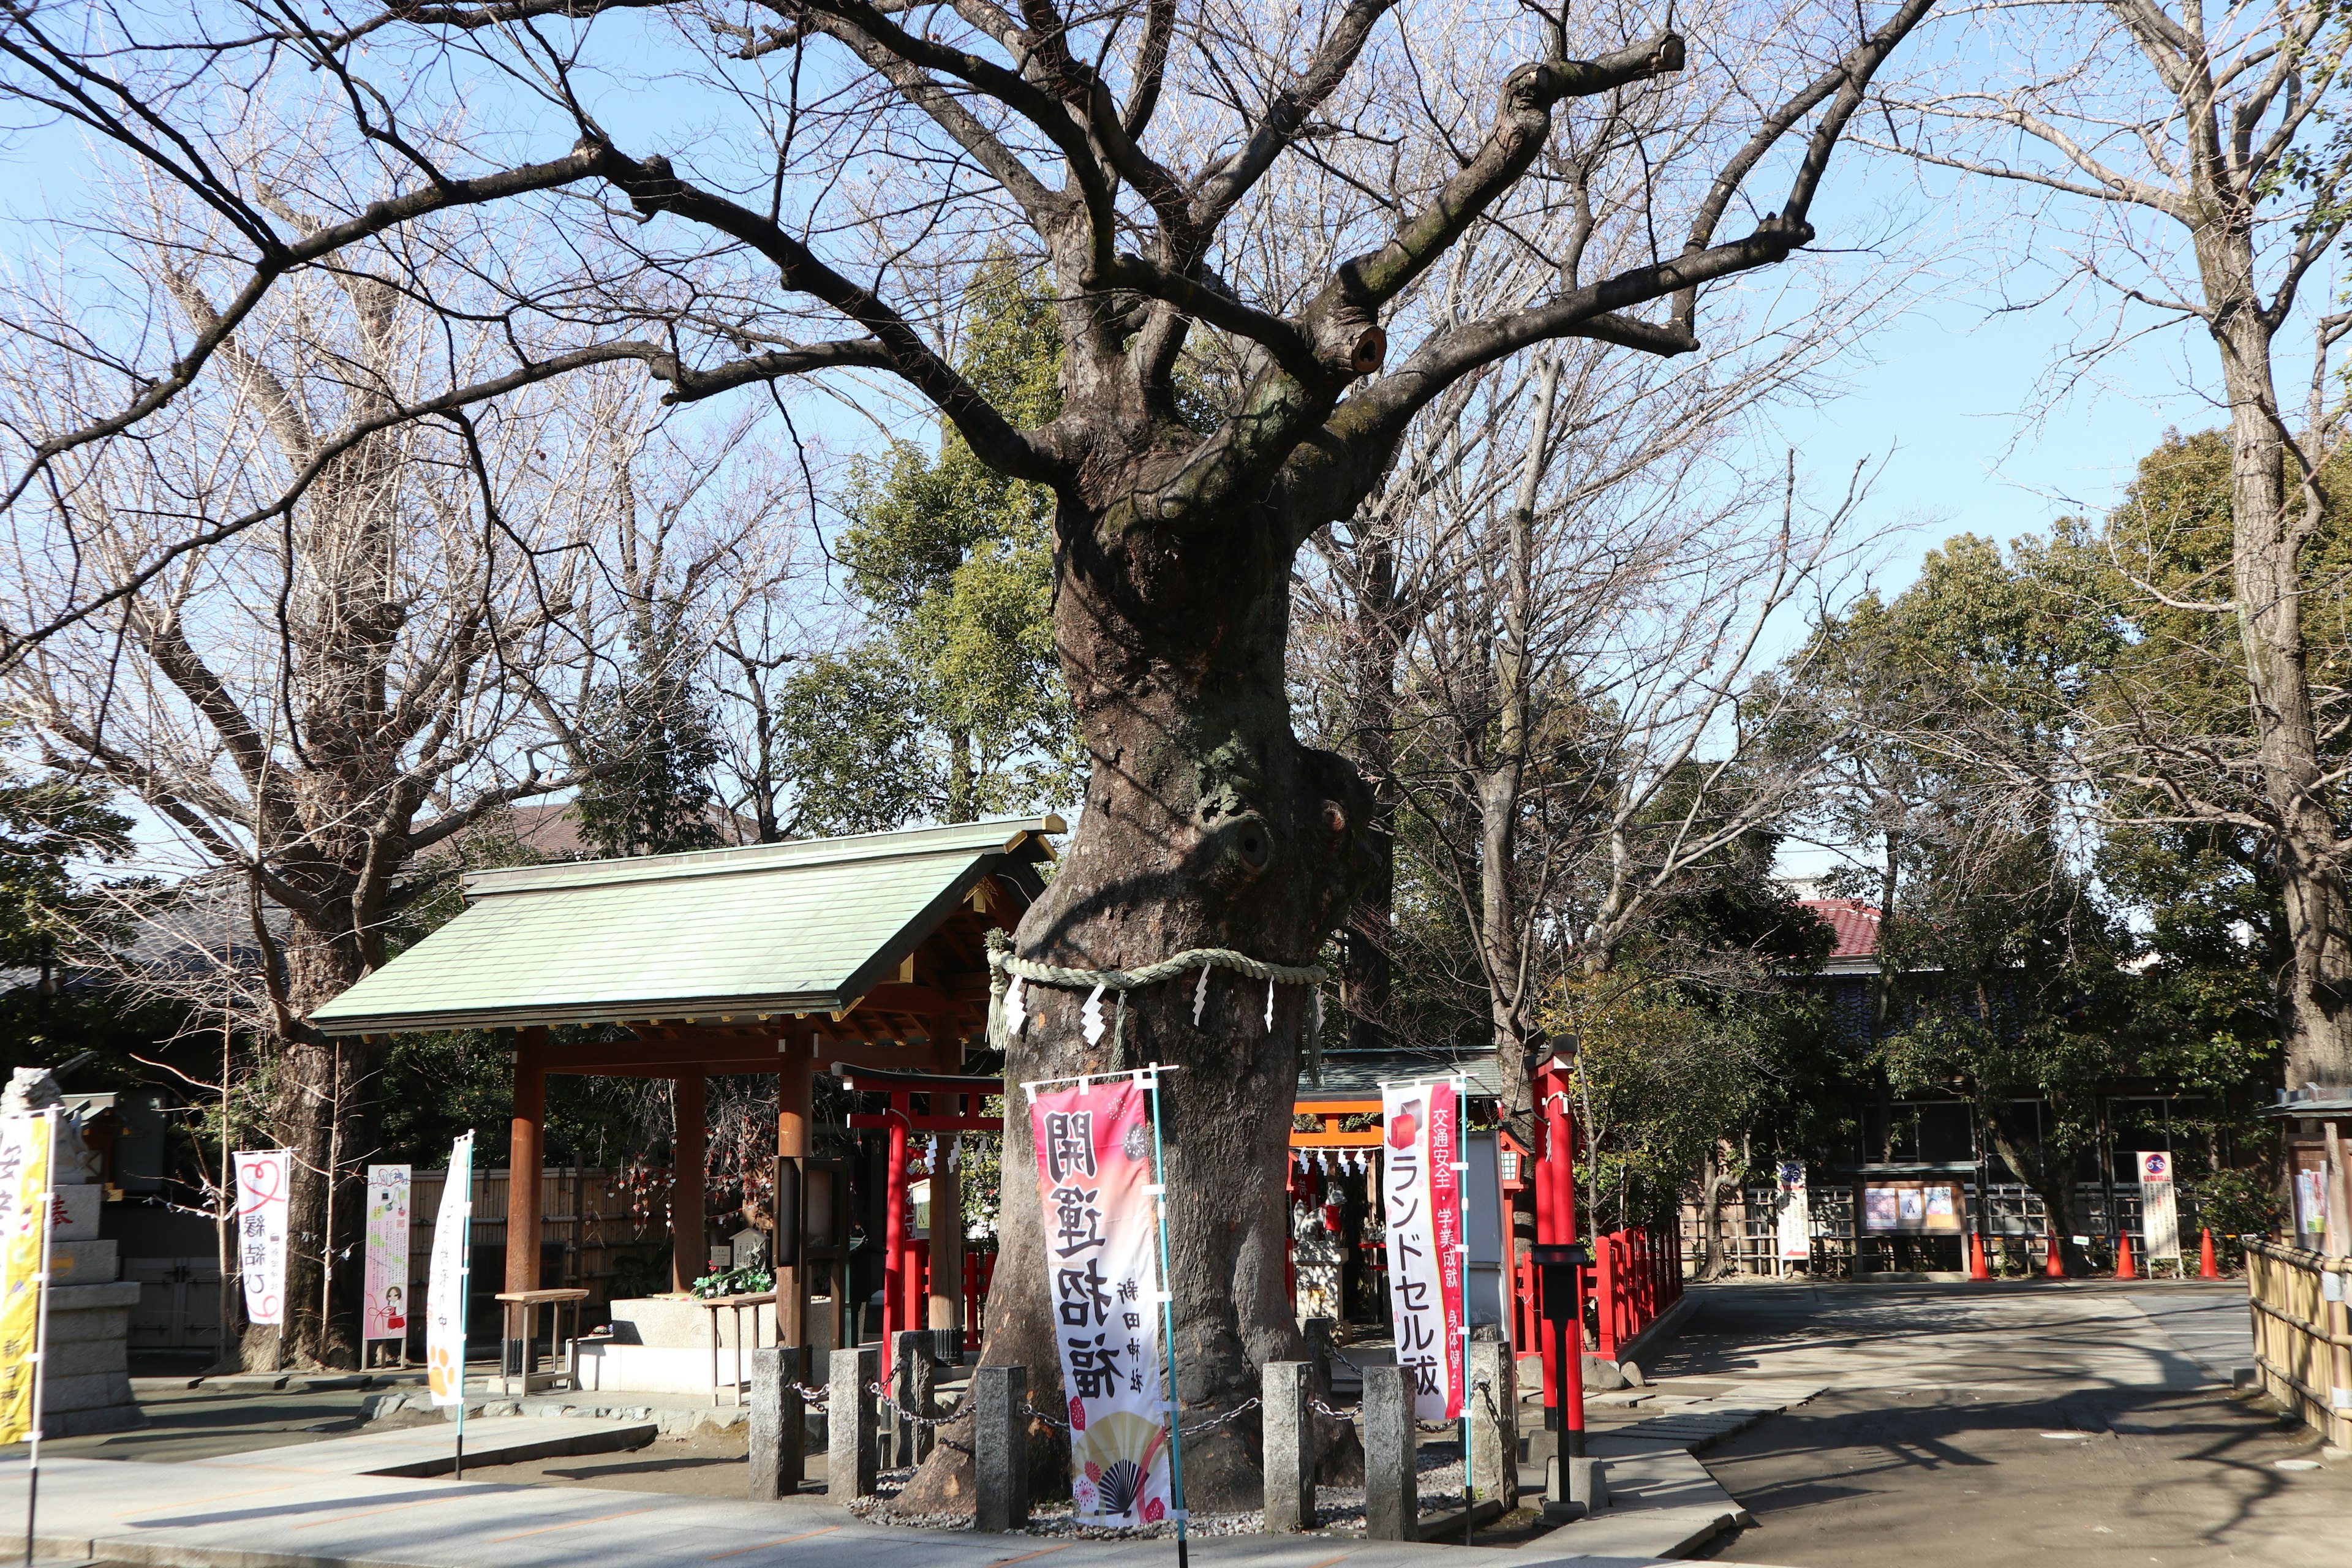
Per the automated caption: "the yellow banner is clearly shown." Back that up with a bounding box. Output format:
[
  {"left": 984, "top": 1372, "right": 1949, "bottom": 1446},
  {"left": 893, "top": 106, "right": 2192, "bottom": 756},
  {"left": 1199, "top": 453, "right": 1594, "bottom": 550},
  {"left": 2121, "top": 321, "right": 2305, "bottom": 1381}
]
[{"left": 0, "top": 1110, "right": 51, "bottom": 1444}]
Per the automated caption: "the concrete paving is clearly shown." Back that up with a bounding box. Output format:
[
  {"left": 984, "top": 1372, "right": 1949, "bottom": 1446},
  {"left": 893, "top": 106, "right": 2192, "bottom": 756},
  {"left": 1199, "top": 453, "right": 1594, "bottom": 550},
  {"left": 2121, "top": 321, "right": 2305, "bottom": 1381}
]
[
  {"left": 11, "top": 1455, "right": 1804, "bottom": 1568},
  {"left": 1656, "top": 1280, "right": 2352, "bottom": 1566}
]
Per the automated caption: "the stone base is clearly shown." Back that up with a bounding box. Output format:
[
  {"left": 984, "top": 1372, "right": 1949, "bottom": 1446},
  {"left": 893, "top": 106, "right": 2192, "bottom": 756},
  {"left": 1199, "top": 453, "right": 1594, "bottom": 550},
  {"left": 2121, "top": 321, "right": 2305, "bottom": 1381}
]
[{"left": 43, "top": 1400, "right": 141, "bottom": 1438}]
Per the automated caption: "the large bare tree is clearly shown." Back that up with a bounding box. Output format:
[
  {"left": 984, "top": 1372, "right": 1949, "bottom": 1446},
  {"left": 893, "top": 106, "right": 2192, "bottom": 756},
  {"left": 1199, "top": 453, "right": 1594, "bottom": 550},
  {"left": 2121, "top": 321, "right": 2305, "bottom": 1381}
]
[
  {"left": 0, "top": 0, "right": 1930, "bottom": 1493},
  {"left": 0, "top": 151, "right": 785, "bottom": 1365},
  {"left": 1870, "top": 1, "right": 2352, "bottom": 1090}
]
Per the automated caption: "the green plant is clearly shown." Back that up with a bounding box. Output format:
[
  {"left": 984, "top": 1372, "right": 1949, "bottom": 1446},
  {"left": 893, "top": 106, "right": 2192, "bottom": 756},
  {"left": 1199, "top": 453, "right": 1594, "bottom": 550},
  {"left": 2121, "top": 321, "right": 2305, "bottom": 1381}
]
[
  {"left": 2188, "top": 1167, "right": 2283, "bottom": 1269},
  {"left": 608, "top": 1247, "right": 671, "bottom": 1300},
  {"left": 690, "top": 1264, "right": 774, "bottom": 1299}
]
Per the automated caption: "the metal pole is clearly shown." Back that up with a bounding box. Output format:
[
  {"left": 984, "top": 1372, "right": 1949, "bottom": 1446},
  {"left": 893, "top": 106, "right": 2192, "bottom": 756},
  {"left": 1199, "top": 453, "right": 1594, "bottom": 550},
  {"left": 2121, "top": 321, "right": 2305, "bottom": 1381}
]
[
  {"left": 454, "top": 1133, "right": 474, "bottom": 1480},
  {"left": 1455, "top": 1079, "right": 1471, "bottom": 1545},
  {"left": 23, "top": 1109, "right": 58, "bottom": 1568},
  {"left": 1142, "top": 1067, "right": 1188, "bottom": 1568}
]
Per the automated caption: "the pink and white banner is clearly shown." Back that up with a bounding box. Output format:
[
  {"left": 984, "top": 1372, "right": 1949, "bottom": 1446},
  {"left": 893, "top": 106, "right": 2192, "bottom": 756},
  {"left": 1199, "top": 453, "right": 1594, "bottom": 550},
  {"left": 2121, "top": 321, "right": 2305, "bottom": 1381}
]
[
  {"left": 1381, "top": 1079, "right": 1465, "bottom": 1420},
  {"left": 1028, "top": 1076, "right": 1170, "bottom": 1526},
  {"left": 233, "top": 1149, "right": 292, "bottom": 1327}
]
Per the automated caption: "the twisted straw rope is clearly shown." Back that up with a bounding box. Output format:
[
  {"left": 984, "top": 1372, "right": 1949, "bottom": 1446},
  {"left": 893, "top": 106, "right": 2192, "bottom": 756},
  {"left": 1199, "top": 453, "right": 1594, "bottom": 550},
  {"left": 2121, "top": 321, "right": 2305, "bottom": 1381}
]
[{"left": 987, "top": 938, "right": 1325, "bottom": 991}]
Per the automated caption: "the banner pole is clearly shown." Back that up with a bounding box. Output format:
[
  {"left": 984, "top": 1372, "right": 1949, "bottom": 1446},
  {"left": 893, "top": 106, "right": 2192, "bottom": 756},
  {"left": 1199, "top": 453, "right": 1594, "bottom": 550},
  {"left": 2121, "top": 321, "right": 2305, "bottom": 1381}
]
[
  {"left": 22, "top": 1108, "right": 56, "bottom": 1568},
  {"left": 1141, "top": 1066, "right": 1188, "bottom": 1568},
  {"left": 1457, "top": 1080, "right": 1471, "bottom": 1547},
  {"left": 454, "top": 1134, "right": 473, "bottom": 1480}
]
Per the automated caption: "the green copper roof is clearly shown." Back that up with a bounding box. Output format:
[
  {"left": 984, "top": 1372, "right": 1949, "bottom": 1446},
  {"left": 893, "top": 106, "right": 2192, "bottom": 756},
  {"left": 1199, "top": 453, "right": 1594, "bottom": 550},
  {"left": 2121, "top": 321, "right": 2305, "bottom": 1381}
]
[{"left": 309, "top": 817, "right": 1058, "bottom": 1035}]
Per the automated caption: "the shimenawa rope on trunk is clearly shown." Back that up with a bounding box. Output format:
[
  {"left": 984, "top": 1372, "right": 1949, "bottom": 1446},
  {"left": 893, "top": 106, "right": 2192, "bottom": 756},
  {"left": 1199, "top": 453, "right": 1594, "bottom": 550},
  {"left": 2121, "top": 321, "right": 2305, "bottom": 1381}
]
[{"left": 984, "top": 927, "right": 1329, "bottom": 1077}]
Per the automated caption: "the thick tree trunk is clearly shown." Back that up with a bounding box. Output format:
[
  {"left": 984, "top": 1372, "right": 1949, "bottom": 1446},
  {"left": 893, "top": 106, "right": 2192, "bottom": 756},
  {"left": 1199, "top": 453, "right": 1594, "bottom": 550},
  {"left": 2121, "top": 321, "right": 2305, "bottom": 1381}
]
[
  {"left": 2199, "top": 240, "right": 2352, "bottom": 1091},
  {"left": 895, "top": 495, "right": 1373, "bottom": 1515},
  {"left": 246, "top": 907, "right": 381, "bottom": 1371}
]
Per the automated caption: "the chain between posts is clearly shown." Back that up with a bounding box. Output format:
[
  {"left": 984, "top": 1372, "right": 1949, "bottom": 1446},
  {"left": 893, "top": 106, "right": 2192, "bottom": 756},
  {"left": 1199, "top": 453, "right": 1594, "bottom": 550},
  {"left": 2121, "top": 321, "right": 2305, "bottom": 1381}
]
[{"left": 870, "top": 1381, "right": 963, "bottom": 1427}]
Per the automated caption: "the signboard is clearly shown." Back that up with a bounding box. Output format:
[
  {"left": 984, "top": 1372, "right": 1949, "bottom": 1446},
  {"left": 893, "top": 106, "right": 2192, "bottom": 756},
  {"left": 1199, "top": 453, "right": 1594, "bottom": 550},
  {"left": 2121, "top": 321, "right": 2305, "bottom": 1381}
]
[
  {"left": 1861, "top": 1179, "right": 1964, "bottom": 1234},
  {"left": 1028, "top": 1076, "right": 1171, "bottom": 1526},
  {"left": 233, "top": 1150, "right": 292, "bottom": 1326},
  {"left": 363, "top": 1164, "right": 412, "bottom": 1342},
  {"left": 0, "top": 1110, "right": 54, "bottom": 1443},
  {"left": 425, "top": 1133, "right": 473, "bottom": 1406},
  {"left": 1381, "top": 1079, "right": 1466, "bottom": 1421},
  {"left": 2293, "top": 1164, "right": 2330, "bottom": 1246},
  {"left": 1776, "top": 1161, "right": 1811, "bottom": 1261},
  {"left": 2136, "top": 1151, "right": 2181, "bottom": 1260}
]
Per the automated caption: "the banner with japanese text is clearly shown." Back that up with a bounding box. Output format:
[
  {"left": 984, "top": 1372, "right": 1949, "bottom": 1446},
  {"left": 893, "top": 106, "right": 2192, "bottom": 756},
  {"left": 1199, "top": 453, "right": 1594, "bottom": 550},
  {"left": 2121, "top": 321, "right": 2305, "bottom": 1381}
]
[
  {"left": 1776, "top": 1161, "right": 1810, "bottom": 1262},
  {"left": 426, "top": 1133, "right": 474, "bottom": 1406},
  {"left": 1028, "top": 1077, "right": 1170, "bottom": 1525},
  {"left": 233, "top": 1149, "right": 292, "bottom": 1327},
  {"left": 2138, "top": 1151, "right": 2181, "bottom": 1260},
  {"left": 0, "top": 1110, "right": 53, "bottom": 1442},
  {"left": 363, "top": 1164, "right": 412, "bottom": 1342},
  {"left": 1381, "top": 1079, "right": 1465, "bottom": 1420}
]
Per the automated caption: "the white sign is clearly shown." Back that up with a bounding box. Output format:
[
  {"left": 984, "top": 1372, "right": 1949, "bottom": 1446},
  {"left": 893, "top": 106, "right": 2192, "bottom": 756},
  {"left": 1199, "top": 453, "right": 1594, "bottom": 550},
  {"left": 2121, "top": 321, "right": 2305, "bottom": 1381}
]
[
  {"left": 232, "top": 1150, "right": 292, "bottom": 1327},
  {"left": 363, "top": 1165, "right": 412, "bottom": 1341},
  {"left": 1381, "top": 1079, "right": 1466, "bottom": 1422},
  {"left": 2135, "top": 1152, "right": 2181, "bottom": 1261},
  {"left": 425, "top": 1134, "right": 474, "bottom": 1407},
  {"left": 1776, "top": 1161, "right": 1811, "bottom": 1262}
]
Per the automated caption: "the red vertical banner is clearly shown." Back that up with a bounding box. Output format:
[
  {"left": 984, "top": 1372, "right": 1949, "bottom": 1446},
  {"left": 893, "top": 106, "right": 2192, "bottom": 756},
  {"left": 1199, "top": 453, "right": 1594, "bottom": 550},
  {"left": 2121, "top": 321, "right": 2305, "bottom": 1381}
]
[
  {"left": 1380, "top": 1078, "right": 1466, "bottom": 1420},
  {"left": 1028, "top": 1076, "right": 1172, "bottom": 1525}
]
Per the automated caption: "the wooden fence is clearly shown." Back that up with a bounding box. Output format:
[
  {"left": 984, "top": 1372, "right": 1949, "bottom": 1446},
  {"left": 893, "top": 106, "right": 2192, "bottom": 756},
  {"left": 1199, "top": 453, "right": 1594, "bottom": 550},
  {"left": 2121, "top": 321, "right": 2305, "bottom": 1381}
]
[{"left": 2245, "top": 1238, "right": 2352, "bottom": 1449}]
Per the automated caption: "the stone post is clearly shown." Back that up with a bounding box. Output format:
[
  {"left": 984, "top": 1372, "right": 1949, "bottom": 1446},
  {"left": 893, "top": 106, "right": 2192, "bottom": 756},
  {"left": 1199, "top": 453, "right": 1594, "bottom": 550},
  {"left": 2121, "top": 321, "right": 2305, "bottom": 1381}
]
[
  {"left": 1363, "top": 1362, "right": 1416, "bottom": 1541},
  {"left": 827, "top": 1345, "right": 878, "bottom": 1500},
  {"left": 891, "top": 1329, "right": 935, "bottom": 1465},
  {"left": 973, "top": 1363, "right": 1030, "bottom": 1532},
  {"left": 748, "top": 1346, "right": 805, "bottom": 1499},
  {"left": 1468, "top": 1335, "right": 1518, "bottom": 1512},
  {"left": 1262, "top": 1360, "right": 1314, "bottom": 1531}
]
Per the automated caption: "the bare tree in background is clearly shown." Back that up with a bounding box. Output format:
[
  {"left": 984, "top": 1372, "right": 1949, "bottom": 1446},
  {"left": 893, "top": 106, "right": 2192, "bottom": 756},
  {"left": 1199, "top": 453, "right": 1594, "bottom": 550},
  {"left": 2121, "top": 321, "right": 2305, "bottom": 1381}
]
[
  {"left": 1870, "top": 1, "right": 2352, "bottom": 1090},
  {"left": 0, "top": 0, "right": 1931, "bottom": 1494},
  {"left": 0, "top": 153, "right": 790, "bottom": 1366}
]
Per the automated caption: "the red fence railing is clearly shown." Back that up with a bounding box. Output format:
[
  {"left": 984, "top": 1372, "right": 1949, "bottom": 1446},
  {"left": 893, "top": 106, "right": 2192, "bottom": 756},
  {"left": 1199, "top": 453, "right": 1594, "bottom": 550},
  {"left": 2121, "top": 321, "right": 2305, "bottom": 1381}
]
[{"left": 1592, "top": 1224, "right": 1684, "bottom": 1360}]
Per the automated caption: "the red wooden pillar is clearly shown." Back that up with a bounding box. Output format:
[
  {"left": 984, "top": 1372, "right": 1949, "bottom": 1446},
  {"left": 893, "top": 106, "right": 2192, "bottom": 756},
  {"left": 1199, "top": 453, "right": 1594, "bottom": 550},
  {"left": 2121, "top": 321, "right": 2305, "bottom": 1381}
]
[
  {"left": 1595, "top": 1232, "right": 1618, "bottom": 1360},
  {"left": 1536, "top": 1058, "right": 1586, "bottom": 1438},
  {"left": 777, "top": 1058, "right": 811, "bottom": 1346},
  {"left": 882, "top": 1091, "right": 909, "bottom": 1382},
  {"left": 671, "top": 1072, "right": 707, "bottom": 1294},
  {"left": 507, "top": 1027, "right": 548, "bottom": 1297}
]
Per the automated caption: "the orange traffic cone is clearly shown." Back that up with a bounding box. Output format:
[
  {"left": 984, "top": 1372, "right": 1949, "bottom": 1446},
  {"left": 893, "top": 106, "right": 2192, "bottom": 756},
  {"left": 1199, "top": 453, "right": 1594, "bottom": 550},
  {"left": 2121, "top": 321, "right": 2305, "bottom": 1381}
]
[
  {"left": 2199, "top": 1228, "right": 2220, "bottom": 1280},
  {"left": 2045, "top": 1230, "right": 2066, "bottom": 1278},
  {"left": 1969, "top": 1233, "right": 1991, "bottom": 1280},
  {"left": 2115, "top": 1231, "right": 2136, "bottom": 1280}
]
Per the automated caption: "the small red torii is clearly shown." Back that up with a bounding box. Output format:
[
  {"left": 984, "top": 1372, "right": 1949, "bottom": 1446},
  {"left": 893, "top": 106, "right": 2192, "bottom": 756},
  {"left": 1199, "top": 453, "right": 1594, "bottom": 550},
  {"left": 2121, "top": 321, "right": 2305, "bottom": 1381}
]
[{"left": 836, "top": 1063, "right": 1002, "bottom": 1383}]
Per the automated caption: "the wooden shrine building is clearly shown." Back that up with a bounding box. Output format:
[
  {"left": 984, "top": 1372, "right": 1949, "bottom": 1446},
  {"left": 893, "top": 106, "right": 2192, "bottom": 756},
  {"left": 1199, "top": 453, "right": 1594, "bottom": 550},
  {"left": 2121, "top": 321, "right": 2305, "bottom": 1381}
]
[{"left": 311, "top": 816, "right": 1061, "bottom": 1360}]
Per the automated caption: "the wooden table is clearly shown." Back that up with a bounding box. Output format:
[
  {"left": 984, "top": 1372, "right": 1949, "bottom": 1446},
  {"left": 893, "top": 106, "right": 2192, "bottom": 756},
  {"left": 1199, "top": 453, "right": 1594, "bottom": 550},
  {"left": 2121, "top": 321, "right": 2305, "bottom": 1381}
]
[
  {"left": 495, "top": 1287, "right": 591, "bottom": 1396},
  {"left": 699, "top": 1291, "right": 777, "bottom": 1407}
]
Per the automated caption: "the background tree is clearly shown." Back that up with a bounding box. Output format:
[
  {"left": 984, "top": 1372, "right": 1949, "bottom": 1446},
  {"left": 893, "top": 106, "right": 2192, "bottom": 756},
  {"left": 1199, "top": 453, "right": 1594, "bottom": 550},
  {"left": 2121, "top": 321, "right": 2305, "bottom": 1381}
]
[
  {"left": 1871, "top": 0, "right": 2352, "bottom": 1090},
  {"left": 0, "top": 155, "right": 785, "bottom": 1365}
]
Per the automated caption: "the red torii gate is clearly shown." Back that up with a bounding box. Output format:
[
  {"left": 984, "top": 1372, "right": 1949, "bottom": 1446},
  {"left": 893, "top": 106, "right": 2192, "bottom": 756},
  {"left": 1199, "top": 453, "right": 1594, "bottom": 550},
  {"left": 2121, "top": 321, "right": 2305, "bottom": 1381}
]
[{"left": 837, "top": 1063, "right": 1001, "bottom": 1383}]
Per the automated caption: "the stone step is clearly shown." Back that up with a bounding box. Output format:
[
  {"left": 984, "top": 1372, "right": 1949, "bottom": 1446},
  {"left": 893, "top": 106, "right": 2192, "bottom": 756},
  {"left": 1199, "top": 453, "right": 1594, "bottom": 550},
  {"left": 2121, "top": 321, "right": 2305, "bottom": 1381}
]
[{"left": 194, "top": 1414, "right": 657, "bottom": 1477}]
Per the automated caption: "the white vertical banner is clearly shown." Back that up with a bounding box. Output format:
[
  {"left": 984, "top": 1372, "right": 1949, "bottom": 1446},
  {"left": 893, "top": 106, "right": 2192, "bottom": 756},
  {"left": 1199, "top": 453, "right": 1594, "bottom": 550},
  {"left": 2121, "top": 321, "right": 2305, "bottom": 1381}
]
[
  {"left": 233, "top": 1150, "right": 292, "bottom": 1327},
  {"left": 1380, "top": 1078, "right": 1465, "bottom": 1421},
  {"left": 1776, "top": 1161, "right": 1811, "bottom": 1262},
  {"left": 363, "top": 1164, "right": 413, "bottom": 1342},
  {"left": 1029, "top": 1075, "right": 1170, "bottom": 1526},
  {"left": 2137, "top": 1152, "right": 2181, "bottom": 1260},
  {"left": 426, "top": 1134, "right": 475, "bottom": 1406}
]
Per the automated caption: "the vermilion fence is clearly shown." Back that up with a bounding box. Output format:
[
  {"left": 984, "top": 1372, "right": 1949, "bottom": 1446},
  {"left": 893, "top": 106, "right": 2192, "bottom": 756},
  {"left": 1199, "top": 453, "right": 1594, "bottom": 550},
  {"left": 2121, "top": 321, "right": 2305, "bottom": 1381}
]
[{"left": 1591, "top": 1224, "right": 1684, "bottom": 1360}]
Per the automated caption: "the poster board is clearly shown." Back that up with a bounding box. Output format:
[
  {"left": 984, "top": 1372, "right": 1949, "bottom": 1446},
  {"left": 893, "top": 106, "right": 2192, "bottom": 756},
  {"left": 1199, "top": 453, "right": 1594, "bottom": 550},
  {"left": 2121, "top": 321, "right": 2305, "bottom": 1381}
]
[
  {"left": 363, "top": 1164, "right": 412, "bottom": 1343},
  {"left": 1860, "top": 1178, "right": 1965, "bottom": 1234}
]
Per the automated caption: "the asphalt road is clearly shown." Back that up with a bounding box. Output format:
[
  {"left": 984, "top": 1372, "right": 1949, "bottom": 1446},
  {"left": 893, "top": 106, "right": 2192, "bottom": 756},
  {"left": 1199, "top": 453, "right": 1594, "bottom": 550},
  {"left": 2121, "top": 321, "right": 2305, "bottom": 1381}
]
[{"left": 1659, "top": 1281, "right": 2350, "bottom": 1567}]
